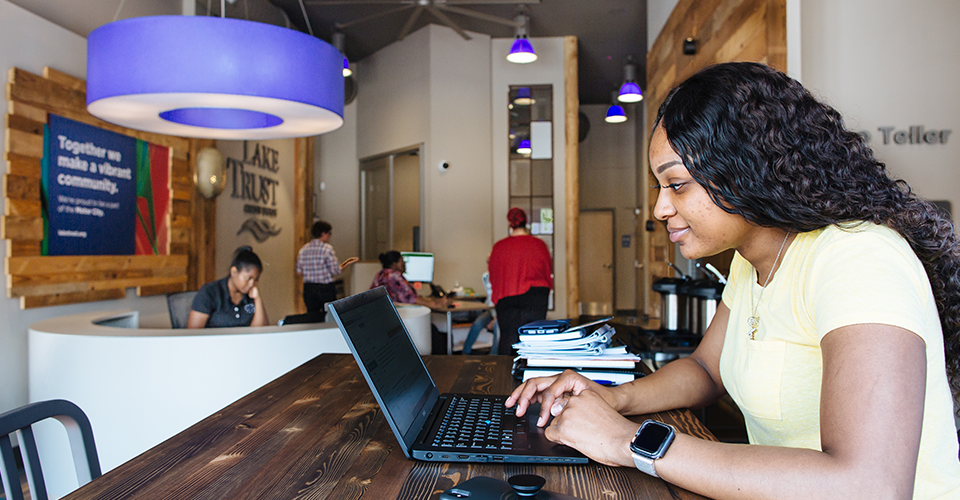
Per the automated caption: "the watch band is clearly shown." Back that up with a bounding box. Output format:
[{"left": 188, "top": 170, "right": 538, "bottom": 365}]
[{"left": 632, "top": 452, "right": 659, "bottom": 478}]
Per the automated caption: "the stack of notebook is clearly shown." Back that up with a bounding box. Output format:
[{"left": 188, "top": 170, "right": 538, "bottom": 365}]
[{"left": 511, "top": 317, "right": 645, "bottom": 385}]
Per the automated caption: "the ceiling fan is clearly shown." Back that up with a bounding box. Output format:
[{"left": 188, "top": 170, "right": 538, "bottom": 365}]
[{"left": 304, "top": 0, "right": 540, "bottom": 41}]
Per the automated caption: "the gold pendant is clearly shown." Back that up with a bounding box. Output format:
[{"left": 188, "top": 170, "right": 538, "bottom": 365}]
[{"left": 747, "top": 315, "right": 759, "bottom": 340}]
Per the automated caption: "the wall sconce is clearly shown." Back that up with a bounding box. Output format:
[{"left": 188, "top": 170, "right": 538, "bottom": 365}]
[
  {"left": 195, "top": 147, "right": 226, "bottom": 199},
  {"left": 683, "top": 37, "right": 697, "bottom": 55}
]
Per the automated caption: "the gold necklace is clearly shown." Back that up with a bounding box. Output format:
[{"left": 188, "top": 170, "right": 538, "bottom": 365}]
[{"left": 747, "top": 232, "right": 790, "bottom": 340}]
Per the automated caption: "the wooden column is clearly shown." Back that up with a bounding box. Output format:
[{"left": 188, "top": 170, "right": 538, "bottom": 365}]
[
  {"left": 563, "top": 36, "right": 580, "bottom": 316},
  {"left": 292, "top": 136, "right": 314, "bottom": 314}
]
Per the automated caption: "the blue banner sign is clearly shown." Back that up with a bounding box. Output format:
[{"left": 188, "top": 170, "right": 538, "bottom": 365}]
[{"left": 43, "top": 114, "right": 137, "bottom": 255}]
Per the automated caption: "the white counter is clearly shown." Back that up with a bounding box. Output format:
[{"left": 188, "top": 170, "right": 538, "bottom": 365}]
[{"left": 28, "top": 305, "right": 431, "bottom": 498}]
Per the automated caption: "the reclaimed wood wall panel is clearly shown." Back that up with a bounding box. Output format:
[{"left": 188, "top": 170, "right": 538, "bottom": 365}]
[
  {"left": 641, "top": 0, "right": 786, "bottom": 322},
  {"left": 3, "top": 66, "right": 206, "bottom": 309}
]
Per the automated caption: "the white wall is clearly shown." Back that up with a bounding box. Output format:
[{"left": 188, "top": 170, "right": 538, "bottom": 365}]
[
  {"left": 492, "top": 36, "right": 570, "bottom": 318},
  {"left": 328, "top": 24, "right": 495, "bottom": 295},
  {"left": 647, "top": 0, "right": 680, "bottom": 51},
  {"left": 579, "top": 104, "right": 639, "bottom": 311},
  {"left": 427, "top": 26, "right": 493, "bottom": 293},
  {"left": 797, "top": 0, "right": 960, "bottom": 219},
  {"left": 355, "top": 27, "right": 431, "bottom": 160},
  {"left": 0, "top": 0, "right": 169, "bottom": 414},
  {"left": 315, "top": 101, "right": 360, "bottom": 264}
]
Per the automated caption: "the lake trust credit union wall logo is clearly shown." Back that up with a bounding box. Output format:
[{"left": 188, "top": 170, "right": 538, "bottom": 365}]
[{"left": 227, "top": 142, "right": 283, "bottom": 242}]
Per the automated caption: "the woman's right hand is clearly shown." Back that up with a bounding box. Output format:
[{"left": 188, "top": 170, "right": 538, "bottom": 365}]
[{"left": 506, "top": 370, "right": 617, "bottom": 427}]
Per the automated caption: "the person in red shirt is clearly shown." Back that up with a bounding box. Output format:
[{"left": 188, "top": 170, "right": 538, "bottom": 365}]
[{"left": 488, "top": 208, "right": 553, "bottom": 355}]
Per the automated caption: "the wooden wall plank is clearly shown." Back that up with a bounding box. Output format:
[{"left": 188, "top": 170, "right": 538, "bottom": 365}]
[
  {"left": 5, "top": 128, "right": 43, "bottom": 158},
  {"left": 138, "top": 282, "right": 187, "bottom": 297},
  {"left": 21, "top": 289, "right": 127, "bottom": 309},
  {"left": 1, "top": 215, "right": 43, "bottom": 240},
  {"left": 7, "top": 254, "right": 188, "bottom": 275},
  {"left": 170, "top": 227, "right": 190, "bottom": 244},
  {"left": 43, "top": 66, "right": 86, "bottom": 93},
  {"left": 6, "top": 113, "right": 45, "bottom": 135},
  {"left": 4, "top": 198, "right": 41, "bottom": 217},
  {"left": 6, "top": 240, "right": 40, "bottom": 257},
  {"left": 172, "top": 199, "right": 191, "bottom": 217},
  {"left": 10, "top": 273, "right": 187, "bottom": 297},
  {"left": 9, "top": 265, "right": 185, "bottom": 287},
  {"left": 9, "top": 101, "right": 48, "bottom": 123},
  {"left": 4, "top": 173, "right": 40, "bottom": 199},
  {"left": 6, "top": 152, "right": 41, "bottom": 178},
  {"left": 170, "top": 214, "right": 192, "bottom": 228}
]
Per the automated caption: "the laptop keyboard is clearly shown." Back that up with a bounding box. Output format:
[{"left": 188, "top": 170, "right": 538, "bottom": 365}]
[{"left": 432, "top": 396, "right": 517, "bottom": 450}]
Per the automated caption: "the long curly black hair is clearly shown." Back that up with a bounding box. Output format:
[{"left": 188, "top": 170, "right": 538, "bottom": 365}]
[{"left": 654, "top": 62, "right": 960, "bottom": 407}]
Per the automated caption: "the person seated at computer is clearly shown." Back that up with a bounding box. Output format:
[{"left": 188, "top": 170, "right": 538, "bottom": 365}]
[
  {"left": 188, "top": 246, "right": 269, "bottom": 328},
  {"left": 370, "top": 250, "right": 449, "bottom": 309},
  {"left": 372, "top": 250, "right": 451, "bottom": 354}
]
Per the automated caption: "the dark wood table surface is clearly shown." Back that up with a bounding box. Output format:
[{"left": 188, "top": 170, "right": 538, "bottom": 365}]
[{"left": 64, "top": 354, "right": 715, "bottom": 499}]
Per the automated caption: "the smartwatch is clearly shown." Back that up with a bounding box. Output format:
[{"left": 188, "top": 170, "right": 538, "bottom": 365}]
[{"left": 630, "top": 419, "right": 676, "bottom": 478}]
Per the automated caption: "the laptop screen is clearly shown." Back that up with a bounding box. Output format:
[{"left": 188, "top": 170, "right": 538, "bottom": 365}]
[{"left": 331, "top": 288, "right": 435, "bottom": 436}]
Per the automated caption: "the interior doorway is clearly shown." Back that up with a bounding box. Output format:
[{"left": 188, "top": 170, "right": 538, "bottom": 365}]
[
  {"left": 578, "top": 209, "right": 614, "bottom": 315},
  {"left": 359, "top": 146, "right": 423, "bottom": 260}
]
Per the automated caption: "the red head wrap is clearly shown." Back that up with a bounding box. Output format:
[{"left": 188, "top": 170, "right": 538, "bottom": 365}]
[{"left": 507, "top": 207, "right": 527, "bottom": 229}]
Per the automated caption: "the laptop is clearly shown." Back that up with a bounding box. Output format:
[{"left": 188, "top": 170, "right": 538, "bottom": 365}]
[{"left": 327, "top": 287, "right": 588, "bottom": 464}]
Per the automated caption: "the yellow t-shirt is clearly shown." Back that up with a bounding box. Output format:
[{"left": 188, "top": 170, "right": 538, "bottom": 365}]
[{"left": 720, "top": 223, "right": 960, "bottom": 499}]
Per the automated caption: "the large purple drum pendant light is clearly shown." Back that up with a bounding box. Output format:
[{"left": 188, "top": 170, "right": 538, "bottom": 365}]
[{"left": 86, "top": 16, "right": 344, "bottom": 140}]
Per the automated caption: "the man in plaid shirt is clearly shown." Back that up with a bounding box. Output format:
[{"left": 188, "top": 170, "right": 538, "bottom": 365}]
[{"left": 296, "top": 221, "right": 357, "bottom": 313}]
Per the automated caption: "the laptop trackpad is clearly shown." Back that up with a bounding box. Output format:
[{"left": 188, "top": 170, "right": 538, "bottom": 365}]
[{"left": 515, "top": 403, "right": 583, "bottom": 458}]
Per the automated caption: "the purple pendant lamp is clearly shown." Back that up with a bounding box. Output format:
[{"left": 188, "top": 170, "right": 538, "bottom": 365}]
[
  {"left": 617, "top": 58, "right": 643, "bottom": 103},
  {"left": 506, "top": 13, "right": 537, "bottom": 64},
  {"left": 606, "top": 91, "right": 627, "bottom": 123},
  {"left": 517, "top": 139, "right": 532, "bottom": 155},
  {"left": 86, "top": 16, "right": 344, "bottom": 139}
]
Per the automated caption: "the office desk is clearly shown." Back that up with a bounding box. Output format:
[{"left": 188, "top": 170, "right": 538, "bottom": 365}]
[
  {"left": 64, "top": 354, "right": 715, "bottom": 500},
  {"left": 430, "top": 300, "right": 493, "bottom": 354}
]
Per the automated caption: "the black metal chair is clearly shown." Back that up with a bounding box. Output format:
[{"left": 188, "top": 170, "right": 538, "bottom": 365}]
[{"left": 0, "top": 399, "right": 101, "bottom": 500}]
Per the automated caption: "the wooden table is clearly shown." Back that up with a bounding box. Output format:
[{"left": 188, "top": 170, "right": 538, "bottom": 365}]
[{"left": 64, "top": 354, "right": 715, "bottom": 500}]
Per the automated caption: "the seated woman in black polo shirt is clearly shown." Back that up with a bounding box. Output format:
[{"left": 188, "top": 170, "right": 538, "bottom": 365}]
[{"left": 188, "top": 246, "right": 269, "bottom": 328}]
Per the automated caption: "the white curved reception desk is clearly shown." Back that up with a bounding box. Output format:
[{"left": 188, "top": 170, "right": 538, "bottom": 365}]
[{"left": 28, "top": 305, "right": 432, "bottom": 498}]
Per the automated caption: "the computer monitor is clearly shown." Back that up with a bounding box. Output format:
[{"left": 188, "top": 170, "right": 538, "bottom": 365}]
[{"left": 401, "top": 252, "right": 434, "bottom": 283}]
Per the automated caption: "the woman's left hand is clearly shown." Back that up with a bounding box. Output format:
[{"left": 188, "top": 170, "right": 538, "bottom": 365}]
[
  {"left": 543, "top": 389, "right": 639, "bottom": 467},
  {"left": 249, "top": 286, "right": 260, "bottom": 300}
]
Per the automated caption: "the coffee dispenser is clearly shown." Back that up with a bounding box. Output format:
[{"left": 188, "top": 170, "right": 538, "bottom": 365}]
[
  {"left": 652, "top": 277, "right": 691, "bottom": 333},
  {"left": 687, "top": 280, "right": 724, "bottom": 335}
]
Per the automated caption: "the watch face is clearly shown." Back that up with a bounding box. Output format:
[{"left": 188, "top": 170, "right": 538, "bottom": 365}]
[{"left": 632, "top": 421, "right": 672, "bottom": 455}]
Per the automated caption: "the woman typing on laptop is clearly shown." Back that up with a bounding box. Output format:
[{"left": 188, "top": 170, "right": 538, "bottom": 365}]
[{"left": 507, "top": 63, "right": 960, "bottom": 499}]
